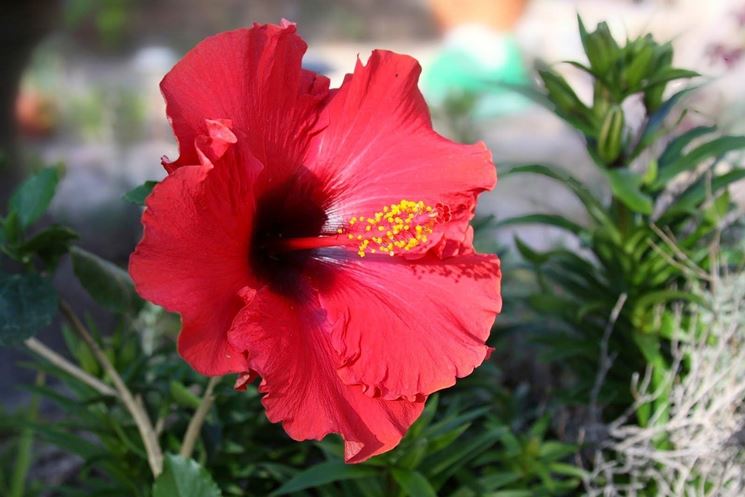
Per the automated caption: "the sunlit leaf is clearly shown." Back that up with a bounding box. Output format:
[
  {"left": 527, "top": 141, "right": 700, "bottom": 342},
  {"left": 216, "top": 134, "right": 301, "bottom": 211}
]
[
  {"left": 604, "top": 169, "right": 653, "bottom": 215},
  {"left": 391, "top": 468, "right": 436, "bottom": 497},
  {"left": 153, "top": 454, "right": 222, "bottom": 497}
]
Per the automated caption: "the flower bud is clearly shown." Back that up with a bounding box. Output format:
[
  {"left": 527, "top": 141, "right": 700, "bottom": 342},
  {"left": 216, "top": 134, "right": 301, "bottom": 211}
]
[{"left": 598, "top": 105, "right": 625, "bottom": 164}]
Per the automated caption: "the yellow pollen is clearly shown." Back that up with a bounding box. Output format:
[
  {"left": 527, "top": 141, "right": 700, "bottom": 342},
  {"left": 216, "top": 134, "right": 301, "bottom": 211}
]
[{"left": 339, "top": 200, "right": 440, "bottom": 258}]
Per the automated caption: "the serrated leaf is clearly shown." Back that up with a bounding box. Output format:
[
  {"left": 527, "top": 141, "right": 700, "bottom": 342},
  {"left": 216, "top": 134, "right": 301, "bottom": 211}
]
[
  {"left": 70, "top": 246, "right": 142, "bottom": 314},
  {"left": 9, "top": 167, "right": 61, "bottom": 228},
  {"left": 391, "top": 469, "right": 436, "bottom": 497},
  {"left": 123, "top": 181, "right": 158, "bottom": 206},
  {"left": 153, "top": 454, "right": 222, "bottom": 497},
  {"left": 604, "top": 169, "right": 653, "bottom": 215},
  {"left": 0, "top": 272, "right": 57, "bottom": 345},
  {"left": 271, "top": 462, "right": 379, "bottom": 496}
]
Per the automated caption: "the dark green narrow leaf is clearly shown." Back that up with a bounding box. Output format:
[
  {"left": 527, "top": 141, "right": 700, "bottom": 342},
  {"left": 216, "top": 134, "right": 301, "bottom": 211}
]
[
  {"left": 658, "top": 126, "right": 717, "bottom": 167},
  {"left": 495, "top": 213, "right": 586, "bottom": 235},
  {"left": 638, "top": 87, "right": 697, "bottom": 150},
  {"left": 271, "top": 462, "right": 379, "bottom": 496},
  {"left": 70, "top": 246, "right": 143, "bottom": 314},
  {"left": 654, "top": 136, "right": 745, "bottom": 189},
  {"left": 152, "top": 454, "right": 222, "bottom": 497},
  {"left": 514, "top": 236, "right": 549, "bottom": 265},
  {"left": 9, "top": 167, "right": 61, "bottom": 228},
  {"left": 503, "top": 164, "right": 611, "bottom": 227},
  {"left": 391, "top": 468, "right": 437, "bottom": 497},
  {"left": 0, "top": 272, "right": 57, "bottom": 345},
  {"left": 123, "top": 181, "right": 158, "bottom": 206}
]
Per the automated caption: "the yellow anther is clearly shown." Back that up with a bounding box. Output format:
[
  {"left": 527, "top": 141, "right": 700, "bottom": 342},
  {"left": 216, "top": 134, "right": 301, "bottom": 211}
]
[{"left": 340, "top": 199, "right": 439, "bottom": 258}]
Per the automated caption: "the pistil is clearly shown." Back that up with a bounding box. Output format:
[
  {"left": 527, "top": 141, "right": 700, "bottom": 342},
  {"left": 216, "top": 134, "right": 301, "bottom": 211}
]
[{"left": 274, "top": 199, "right": 442, "bottom": 258}]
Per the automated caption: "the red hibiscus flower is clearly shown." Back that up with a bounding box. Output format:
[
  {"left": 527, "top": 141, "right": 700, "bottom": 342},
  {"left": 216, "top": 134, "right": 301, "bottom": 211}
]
[{"left": 130, "top": 21, "right": 502, "bottom": 463}]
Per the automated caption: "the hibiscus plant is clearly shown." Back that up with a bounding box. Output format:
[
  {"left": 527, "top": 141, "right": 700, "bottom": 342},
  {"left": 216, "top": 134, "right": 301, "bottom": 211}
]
[{"left": 1, "top": 16, "right": 743, "bottom": 497}]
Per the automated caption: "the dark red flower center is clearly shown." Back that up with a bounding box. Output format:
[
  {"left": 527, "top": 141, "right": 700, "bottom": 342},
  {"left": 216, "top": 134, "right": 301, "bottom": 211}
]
[
  {"left": 250, "top": 169, "right": 447, "bottom": 297},
  {"left": 250, "top": 170, "right": 330, "bottom": 297}
]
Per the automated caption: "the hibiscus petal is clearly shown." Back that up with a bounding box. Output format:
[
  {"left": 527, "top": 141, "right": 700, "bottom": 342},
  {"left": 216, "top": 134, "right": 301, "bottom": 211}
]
[
  {"left": 319, "top": 252, "right": 502, "bottom": 400},
  {"left": 130, "top": 142, "right": 261, "bottom": 375},
  {"left": 161, "top": 22, "right": 329, "bottom": 173},
  {"left": 307, "top": 50, "right": 495, "bottom": 245},
  {"left": 227, "top": 287, "right": 425, "bottom": 463}
]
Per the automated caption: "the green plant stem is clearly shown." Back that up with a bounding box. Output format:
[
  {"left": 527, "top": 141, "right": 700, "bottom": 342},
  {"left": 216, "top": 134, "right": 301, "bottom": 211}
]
[
  {"left": 180, "top": 376, "right": 221, "bottom": 459},
  {"left": 9, "top": 371, "right": 44, "bottom": 497},
  {"left": 612, "top": 197, "right": 632, "bottom": 237},
  {"left": 24, "top": 337, "right": 116, "bottom": 397},
  {"left": 59, "top": 299, "right": 164, "bottom": 477}
]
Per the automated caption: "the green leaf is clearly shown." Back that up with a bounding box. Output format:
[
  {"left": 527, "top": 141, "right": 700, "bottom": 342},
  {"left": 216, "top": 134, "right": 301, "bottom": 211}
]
[
  {"left": 495, "top": 214, "right": 585, "bottom": 236},
  {"left": 638, "top": 68, "right": 700, "bottom": 91},
  {"left": 2, "top": 211, "right": 23, "bottom": 247},
  {"left": 654, "top": 136, "right": 745, "bottom": 189},
  {"left": 634, "top": 290, "right": 707, "bottom": 313},
  {"left": 504, "top": 164, "right": 611, "bottom": 227},
  {"left": 538, "top": 441, "right": 577, "bottom": 461},
  {"left": 18, "top": 226, "right": 78, "bottom": 269},
  {"left": 9, "top": 167, "right": 61, "bottom": 228},
  {"left": 663, "top": 169, "right": 745, "bottom": 217},
  {"left": 637, "top": 87, "right": 697, "bottom": 152},
  {"left": 123, "top": 181, "right": 158, "bottom": 206},
  {"left": 537, "top": 67, "right": 597, "bottom": 136},
  {"left": 153, "top": 454, "right": 222, "bottom": 497},
  {"left": 478, "top": 472, "right": 522, "bottom": 490},
  {"left": 548, "top": 462, "right": 588, "bottom": 479},
  {"left": 514, "top": 237, "right": 549, "bottom": 265},
  {"left": 70, "top": 246, "right": 142, "bottom": 314},
  {"left": 658, "top": 126, "right": 717, "bottom": 167},
  {"left": 604, "top": 169, "right": 653, "bottom": 215},
  {"left": 271, "top": 462, "right": 379, "bottom": 496},
  {"left": 391, "top": 469, "right": 437, "bottom": 497},
  {"left": 624, "top": 43, "right": 655, "bottom": 90},
  {"left": 0, "top": 272, "right": 57, "bottom": 345},
  {"left": 484, "top": 491, "right": 533, "bottom": 497},
  {"left": 170, "top": 381, "right": 202, "bottom": 410},
  {"left": 425, "top": 426, "right": 506, "bottom": 486}
]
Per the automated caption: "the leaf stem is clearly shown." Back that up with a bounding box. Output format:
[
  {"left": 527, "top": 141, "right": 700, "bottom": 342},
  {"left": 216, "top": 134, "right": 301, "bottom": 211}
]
[
  {"left": 24, "top": 337, "right": 116, "bottom": 397},
  {"left": 180, "top": 376, "right": 221, "bottom": 459},
  {"left": 59, "top": 299, "right": 164, "bottom": 477}
]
